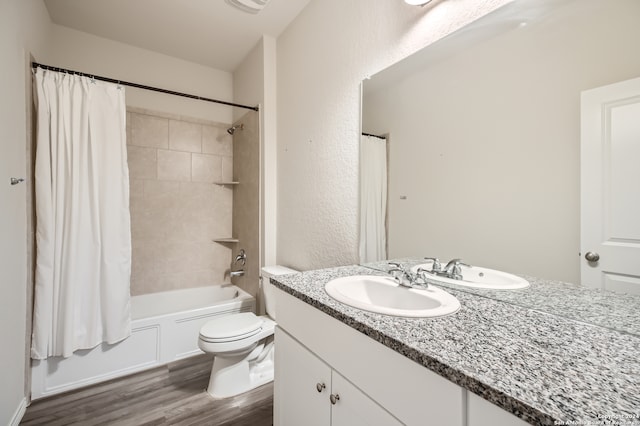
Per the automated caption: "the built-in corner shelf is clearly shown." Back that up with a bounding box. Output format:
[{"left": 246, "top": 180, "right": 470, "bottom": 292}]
[
  {"left": 214, "top": 181, "right": 239, "bottom": 186},
  {"left": 213, "top": 238, "right": 240, "bottom": 243}
]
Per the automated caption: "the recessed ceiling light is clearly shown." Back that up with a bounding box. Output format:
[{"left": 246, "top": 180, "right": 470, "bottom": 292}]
[
  {"left": 225, "top": 0, "right": 270, "bottom": 14},
  {"left": 404, "top": 0, "right": 433, "bottom": 5}
]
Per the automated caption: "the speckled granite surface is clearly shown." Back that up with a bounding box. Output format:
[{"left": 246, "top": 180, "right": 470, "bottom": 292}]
[
  {"left": 363, "top": 258, "right": 640, "bottom": 336},
  {"left": 271, "top": 265, "right": 640, "bottom": 426}
]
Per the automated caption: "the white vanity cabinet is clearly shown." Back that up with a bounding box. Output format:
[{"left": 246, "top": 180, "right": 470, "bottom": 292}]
[
  {"left": 273, "top": 286, "right": 532, "bottom": 426},
  {"left": 275, "top": 328, "right": 401, "bottom": 426},
  {"left": 273, "top": 287, "right": 465, "bottom": 426}
]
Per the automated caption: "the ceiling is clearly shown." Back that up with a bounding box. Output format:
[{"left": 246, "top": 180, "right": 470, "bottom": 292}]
[{"left": 43, "top": 0, "right": 311, "bottom": 72}]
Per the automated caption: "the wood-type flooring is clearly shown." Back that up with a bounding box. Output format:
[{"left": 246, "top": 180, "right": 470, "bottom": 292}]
[{"left": 21, "top": 354, "right": 273, "bottom": 426}]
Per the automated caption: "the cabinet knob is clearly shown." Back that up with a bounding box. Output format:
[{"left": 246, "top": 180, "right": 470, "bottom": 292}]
[
  {"left": 316, "top": 382, "right": 326, "bottom": 393},
  {"left": 330, "top": 393, "right": 340, "bottom": 405}
]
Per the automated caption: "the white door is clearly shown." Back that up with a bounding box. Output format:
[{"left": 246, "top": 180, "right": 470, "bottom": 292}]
[{"left": 581, "top": 76, "right": 640, "bottom": 294}]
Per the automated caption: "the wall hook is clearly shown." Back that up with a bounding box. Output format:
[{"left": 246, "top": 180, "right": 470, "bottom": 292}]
[{"left": 10, "top": 177, "right": 25, "bottom": 185}]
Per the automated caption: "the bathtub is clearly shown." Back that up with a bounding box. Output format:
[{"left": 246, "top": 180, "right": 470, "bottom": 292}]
[{"left": 31, "top": 285, "right": 255, "bottom": 400}]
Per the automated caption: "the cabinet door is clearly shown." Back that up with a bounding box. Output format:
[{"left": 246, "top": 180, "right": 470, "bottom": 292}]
[
  {"left": 275, "top": 328, "right": 331, "bottom": 426},
  {"left": 331, "top": 371, "right": 402, "bottom": 426},
  {"left": 467, "top": 392, "right": 529, "bottom": 426}
]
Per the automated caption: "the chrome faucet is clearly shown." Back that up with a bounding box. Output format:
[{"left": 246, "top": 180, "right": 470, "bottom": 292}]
[
  {"left": 423, "top": 257, "right": 443, "bottom": 274},
  {"left": 387, "top": 262, "right": 429, "bottom": 289},
  {"left": 234, "top": 249, "right": 247, "bottom": 266},
  {"left": 443, "top": 259, "right": 469, "bottom": 280},
  {"left": 229, "top": 249, "right": 246, "bottom": 279},
  {"left": 423, "top": 257, "right": 470, "bottom": 280}
]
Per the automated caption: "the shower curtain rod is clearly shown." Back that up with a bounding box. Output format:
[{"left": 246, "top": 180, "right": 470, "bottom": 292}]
[
  {"left": 31, "top": 62, "right": 259, "bottom": 112},
  {"left": 362, "top": 132, "right": 386, "bottom": 140}
]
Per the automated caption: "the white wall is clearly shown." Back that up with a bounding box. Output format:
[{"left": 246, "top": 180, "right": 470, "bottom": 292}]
[
  {"left": 276, "top": 0, "right": 512, "bottom": 271},
  {"left": 363, "top": 0, "right": 640, "bottom": 283},
  {"left": 48, "top": 24, "right": 233, "bottom": 123},
  {"left": 233, "top": 39, "right": 264, "bottom": 121},
  {"left": 0, "top": 1, "right": 51, "bottom": 423}
]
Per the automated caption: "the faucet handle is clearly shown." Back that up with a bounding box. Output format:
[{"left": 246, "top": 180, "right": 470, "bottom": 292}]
[
  {"left": 387, "top": 266, "right": 407, "bottom": 286},
  {"left": 444, "top": 259, "right": 469, "bottom": 270},
  {"left": 234, "top": 249, "right": 247, "bottom": 266},
  {"left": 387, "top": 261, "right": 405, "bottom": 272},
  {"left": 444, "top": 259, "right": 470, "bottom": 280},
  {"left": 423, "top": 257, "right": 442, "bottom": 272},
  {"left": 414, "top": 268, "right": 431, "bottom": 288}
]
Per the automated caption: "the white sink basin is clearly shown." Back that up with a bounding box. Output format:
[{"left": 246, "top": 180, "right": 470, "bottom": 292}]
[
  {"left": 410, "top": 261, "right": 530, "bottom": 290},
  {"left": 325, "top": 275, "right": 460, "bottom": 318}
]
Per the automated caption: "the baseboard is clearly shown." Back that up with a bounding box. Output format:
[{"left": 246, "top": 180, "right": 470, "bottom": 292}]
[{"left": 9, "top": 397, "right": 27, "bottom": 426}]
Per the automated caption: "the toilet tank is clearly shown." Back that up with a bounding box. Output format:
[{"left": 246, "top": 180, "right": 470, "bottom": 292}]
[{"left": 261, "top": 265, "right": 298, "bottom": 320}]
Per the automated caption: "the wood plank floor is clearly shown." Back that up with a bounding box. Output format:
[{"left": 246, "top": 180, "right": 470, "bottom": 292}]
[{"left": 21, "top": 354, "right": 273, "bottom": 426}]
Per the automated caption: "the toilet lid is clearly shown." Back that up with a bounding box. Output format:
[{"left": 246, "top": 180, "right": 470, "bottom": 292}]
[{"left": 199, "top": 312, "right": 263, "bottom": 341}]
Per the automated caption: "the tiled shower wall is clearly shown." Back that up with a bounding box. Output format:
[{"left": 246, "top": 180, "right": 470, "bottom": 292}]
[
  {"left": 230, "top": 111, "right": 260, "bottom": 299},
  {"left": 127, "top": 108, "right": 233, "bottom": 296}
]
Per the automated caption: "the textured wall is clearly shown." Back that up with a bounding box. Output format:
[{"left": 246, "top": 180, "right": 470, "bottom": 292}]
[
  {"left": 127, "top": 108, "right": 233, "bottom": 295},
  {"left": 276, "top": 0, "right": 512, "bottom": 271},
  {"left": 47, "top": 24, "right": 233, "bottom": 124},
  {"left": 0, "top": 0, "right": 51, "bottom": 421}
]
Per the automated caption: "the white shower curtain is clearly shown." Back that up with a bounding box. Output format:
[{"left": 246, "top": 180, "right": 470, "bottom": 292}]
[
  {"left": 359, "top": 134, "right": 388, "bottom": 263},
  {"left": 31, "top": 68, "right": 132, "bottom": 359}
]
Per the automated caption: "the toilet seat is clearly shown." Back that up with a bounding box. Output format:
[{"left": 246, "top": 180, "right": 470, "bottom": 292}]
[
  {"left": 199, "top": 312, "right": 263, "bottom": 343},
  {"left": 198, "top": 312, "right": 275, "bottom": 355}
]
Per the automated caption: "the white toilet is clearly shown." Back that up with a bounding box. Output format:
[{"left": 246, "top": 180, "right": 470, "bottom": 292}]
[{"left": 198, "top": 265, "right": 297, "bottom": 398}]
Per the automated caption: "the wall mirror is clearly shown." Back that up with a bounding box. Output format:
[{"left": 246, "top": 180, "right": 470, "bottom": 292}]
[{"left": 360, "top": 0, "right": 640, "bottom": 336}]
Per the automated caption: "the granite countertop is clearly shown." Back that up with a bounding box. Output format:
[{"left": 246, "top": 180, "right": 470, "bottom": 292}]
[
  {"left": 271, "top": 264, "right": 640, "bottom": 426},
  {"left": 362, "top": 258, "right": 640, "bottom": 336}
]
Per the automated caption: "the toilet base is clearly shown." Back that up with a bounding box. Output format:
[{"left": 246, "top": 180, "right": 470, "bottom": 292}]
[{"left": 205, "top": 337, "right": 274, "bottom": 399}]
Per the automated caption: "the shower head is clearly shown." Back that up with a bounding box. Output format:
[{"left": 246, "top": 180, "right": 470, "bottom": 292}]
[{"left": 227, "top": 124, "right": 244, "bottom": 135}]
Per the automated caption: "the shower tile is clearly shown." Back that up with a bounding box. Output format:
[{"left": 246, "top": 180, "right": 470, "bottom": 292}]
[
  {"left": 129, "top": 179, "right": 145, "bottom": 217},
  {"left": 192, "top": 154, "right": 222, "bottom": 183},
  {"left": 221, "top": 156, "right": 234, "bottom": 181},
  {"left": 180, "top": 214, "right": 213, "bottom": 243},
  {"left": 212, "top": 195, "right": 233, "bottom": 230},
  {"left": 129, "top": 179, "right": 144, "bottom": 199},
  {"left": 130, "top": 113, "right": 168, "bottom": 149},
  {"left": 127, "top": 109, "right": 242, "bottom": 296},
  {"left": 130, "top": 241, "right": 157, "bottom": 295},
  {"left": 169, "top": 120, "right": 202, "bottom": 153},
  {"left": 154, "top": 242, "right": 190, "bottom": 273},
  {"left": 157, "top": 149, "right": 191, "bottom": 182},
  {"left": 180, "top": 182, "right": 217, "bottom": 211},
  {"left": 127, "top": 146, "right": 157, "bottom": 180},
  {"left": 144, "top": 180, "right": 181, "bottom": 200},
  {"left": 212, "top": 243, "right": 233, "bottom": 275},
  {"left": 190, "top": 268, "right": 224, "bottom": 287},
  {"left": 126, "top": 112, "right": 132, "bottom": 145},
  {"left": 131, "top": 210, "right": 162, "bottom": 243},
  {"left": 202, "top": 125, "right": 232, "bottom": 156},
  {"left": 154, "top": 241, "right": 213, "bottom": 278}
]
